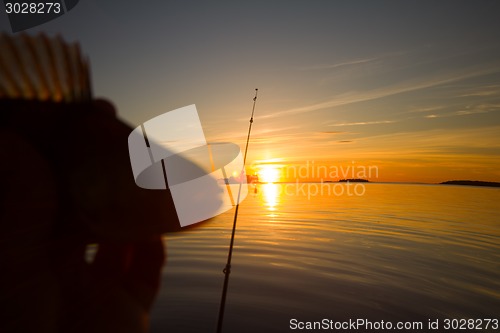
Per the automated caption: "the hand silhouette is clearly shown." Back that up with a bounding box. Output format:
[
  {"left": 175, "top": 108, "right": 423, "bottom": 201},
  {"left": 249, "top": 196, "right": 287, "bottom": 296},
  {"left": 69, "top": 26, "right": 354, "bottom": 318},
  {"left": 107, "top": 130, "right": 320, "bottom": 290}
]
[{"left": 0, "top": 99, "right": 172, "bottom": 333}]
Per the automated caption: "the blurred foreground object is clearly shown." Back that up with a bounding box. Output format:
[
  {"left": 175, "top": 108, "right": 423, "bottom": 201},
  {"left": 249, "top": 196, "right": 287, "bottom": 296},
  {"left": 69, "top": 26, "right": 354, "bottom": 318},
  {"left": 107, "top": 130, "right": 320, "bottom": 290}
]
[
  {"left": 0, "top": 32, "right": 91, "bottom": 102},
  {"left": 0, "top": 33, "right": 168, "bottom": 333}
]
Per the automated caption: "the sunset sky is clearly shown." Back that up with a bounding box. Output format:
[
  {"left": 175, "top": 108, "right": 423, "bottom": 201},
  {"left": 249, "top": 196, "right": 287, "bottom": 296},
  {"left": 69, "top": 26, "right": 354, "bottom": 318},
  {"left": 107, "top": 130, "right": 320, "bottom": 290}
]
[{"left": 2, "top": 1, "right": 500, "bottom": 182}]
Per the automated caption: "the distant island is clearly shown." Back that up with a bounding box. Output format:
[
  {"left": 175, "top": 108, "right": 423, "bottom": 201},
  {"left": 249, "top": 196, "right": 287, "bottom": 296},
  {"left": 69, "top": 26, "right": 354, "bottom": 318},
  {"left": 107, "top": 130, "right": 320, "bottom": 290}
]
[
  {"left": 338, "top": 179, "right": 370, "bottom": 183},
  {"left": 440, "top": 180, "right": 500, "bottom": 188}
]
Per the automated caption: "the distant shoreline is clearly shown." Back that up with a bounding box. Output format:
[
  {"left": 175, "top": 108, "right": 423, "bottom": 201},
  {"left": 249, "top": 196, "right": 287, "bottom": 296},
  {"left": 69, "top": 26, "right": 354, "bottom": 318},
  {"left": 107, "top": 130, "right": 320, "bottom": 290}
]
[
  {"left": 252, "top": 180, "right": 500, "bottom": 188},
  {"left": 337, "top": 178, "right": 369, "bottom": 183},
  {"left": 439, "top": 180, "right": 500, "bottom": 188}
]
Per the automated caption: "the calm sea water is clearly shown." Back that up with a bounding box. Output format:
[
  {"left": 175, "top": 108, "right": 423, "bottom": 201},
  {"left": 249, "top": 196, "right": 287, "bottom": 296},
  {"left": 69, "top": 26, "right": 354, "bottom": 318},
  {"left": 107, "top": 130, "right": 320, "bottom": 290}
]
[{"left": 150, "top": 184, "right": 500, "bottom": 332}]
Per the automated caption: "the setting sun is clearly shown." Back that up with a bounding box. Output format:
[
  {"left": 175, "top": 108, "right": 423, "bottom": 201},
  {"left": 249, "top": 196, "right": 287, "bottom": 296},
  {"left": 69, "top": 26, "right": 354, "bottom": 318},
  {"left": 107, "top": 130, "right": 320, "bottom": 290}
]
[{"left": 257, "top": 165, "right": 281, "bottom": 183}]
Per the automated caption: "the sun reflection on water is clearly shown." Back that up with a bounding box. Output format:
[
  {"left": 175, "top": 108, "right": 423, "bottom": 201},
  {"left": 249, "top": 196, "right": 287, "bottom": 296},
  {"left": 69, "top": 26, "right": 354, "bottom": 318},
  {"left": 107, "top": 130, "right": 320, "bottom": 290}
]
[{"left": 260, "top": 183, "right": 281, "bottom": 213}]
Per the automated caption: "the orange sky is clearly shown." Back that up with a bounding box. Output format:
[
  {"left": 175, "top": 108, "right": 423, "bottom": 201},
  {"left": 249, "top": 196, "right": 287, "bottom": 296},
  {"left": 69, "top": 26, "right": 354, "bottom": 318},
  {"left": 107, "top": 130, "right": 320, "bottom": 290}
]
[
  {"left": 7, "top": 2, "right": 499, "bottom": 183},
  {"left": 243, "top": 125, "right": 500, "bottom": 183}
]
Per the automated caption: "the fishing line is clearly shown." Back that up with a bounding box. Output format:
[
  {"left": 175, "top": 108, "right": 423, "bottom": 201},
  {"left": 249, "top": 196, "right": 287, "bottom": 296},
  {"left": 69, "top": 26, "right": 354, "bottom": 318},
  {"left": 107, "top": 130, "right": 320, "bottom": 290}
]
[{"left": 216, "top": 88, "right": 258, "bottom": 333}]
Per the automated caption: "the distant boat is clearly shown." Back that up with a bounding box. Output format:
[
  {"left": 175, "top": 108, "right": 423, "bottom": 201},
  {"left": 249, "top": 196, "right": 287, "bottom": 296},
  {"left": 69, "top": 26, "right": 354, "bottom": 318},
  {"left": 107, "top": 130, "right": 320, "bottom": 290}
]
[{"left": 246, "top": 174, "right": 259, "bottom": 184}]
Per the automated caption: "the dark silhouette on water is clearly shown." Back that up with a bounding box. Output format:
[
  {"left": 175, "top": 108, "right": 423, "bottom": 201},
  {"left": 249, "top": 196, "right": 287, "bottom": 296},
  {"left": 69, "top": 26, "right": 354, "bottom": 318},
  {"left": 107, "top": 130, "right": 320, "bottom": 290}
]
[
  {"left": 1, "top": 33, "right": 216, "bottom": 333},
  {"left": 246, "top": 174, "right": 259, "bottom": 184},
  {"left": 1, "top": 97, "right": 172, "bottom": 333},
  {"left": 440, "top": 180, "right": 500, "bottom": 188},
  {"left": 338, "top": 178, "right": 370, "bottom": 183}
]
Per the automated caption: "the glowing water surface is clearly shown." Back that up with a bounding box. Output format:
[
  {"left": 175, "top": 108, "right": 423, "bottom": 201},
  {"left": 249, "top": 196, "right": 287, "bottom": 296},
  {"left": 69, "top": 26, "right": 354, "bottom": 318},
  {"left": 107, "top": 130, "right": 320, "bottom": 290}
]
[{"left": 151, "top": 183, "right": 500, "bottom": 332}]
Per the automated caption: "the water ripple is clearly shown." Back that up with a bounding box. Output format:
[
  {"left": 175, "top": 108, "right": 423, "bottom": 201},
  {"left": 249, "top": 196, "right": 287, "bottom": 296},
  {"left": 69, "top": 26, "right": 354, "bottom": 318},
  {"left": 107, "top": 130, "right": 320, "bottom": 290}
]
[{"left": 151, "top": 184, "right": 500, "bottom": 332}]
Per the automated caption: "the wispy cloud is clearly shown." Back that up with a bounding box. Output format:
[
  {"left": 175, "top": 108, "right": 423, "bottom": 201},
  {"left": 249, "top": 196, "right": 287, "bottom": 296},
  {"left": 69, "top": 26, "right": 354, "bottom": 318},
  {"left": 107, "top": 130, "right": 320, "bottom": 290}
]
[
  {"left": 353, "top": 126, "right": 500, "bottom": 151},
  {"left": 302, "top": 58, "right": 376, "bottom": 71},
  {"left": 425, "top": 103, "right": 500, "bottom": 118},
  {"left": 402, "top": 105, "right": 447, "bottom": 114},
  {"left": 329, "top": 120, "right": 397, "bottom": 127},
  {"left": 458, "top": 85, "right": 500, "bottom": 97},
  {"left": 319, "top": 131, "right": 346, "bottom": 134},
  {"left": 262, "top": 67, "right": 500, "bottom": 120},
  {"left": 206, "top": 125, "right": 300, "bottom": 142},
  {"left": 301, "top": 50, "right": 410, "bottom": 71}
]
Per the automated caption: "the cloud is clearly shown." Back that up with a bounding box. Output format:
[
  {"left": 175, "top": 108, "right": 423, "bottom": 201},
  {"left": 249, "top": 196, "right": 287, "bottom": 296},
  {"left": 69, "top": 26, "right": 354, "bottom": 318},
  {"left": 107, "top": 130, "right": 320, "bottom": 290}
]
[
  {"left": 207, "top": 125, "right": 300, "bottom": 142},
  {"left": 425, "top": 103, "right": 500, "bottom": 118},
  {"left": 458, "top": 85, "right": 500, "bottom": 97},
  {"left": 402, "top": 105, "right": 447, "bottom": 114},
  {"left": 319, "top": 131, "right": 346, "bottom": 134},
  {"left": 329, "top": 120, "right": 397, "bottom": 127},
  {"left": 346, "top": 126, "right": 500, "bottom": 153},
  {"left": 262, "top": 67, "right": 500, "bottom": 120},
  {"left": 301, "top": 50, "right": 410, "bottom": 71},
  {"left": 302, "top": 58, "right": 377, "bottom": 71}
]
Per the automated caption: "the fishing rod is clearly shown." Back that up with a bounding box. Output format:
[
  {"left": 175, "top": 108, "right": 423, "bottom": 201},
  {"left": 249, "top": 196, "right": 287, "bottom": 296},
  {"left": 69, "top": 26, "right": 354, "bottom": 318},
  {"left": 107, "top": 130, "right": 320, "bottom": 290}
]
[{"left": 216, "top": 88, "right": 258, "bottom": 333}]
